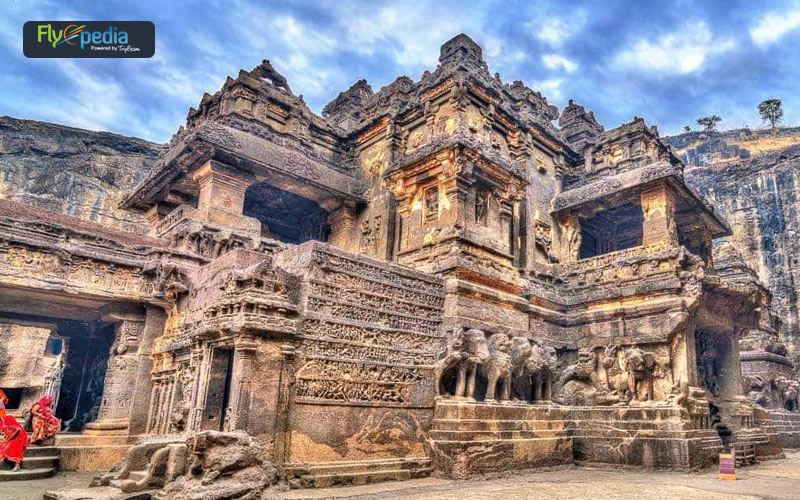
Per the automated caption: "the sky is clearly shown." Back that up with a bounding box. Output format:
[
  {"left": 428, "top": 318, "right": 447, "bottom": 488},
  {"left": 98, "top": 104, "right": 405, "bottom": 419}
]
[{"left": 1, "top": 0, "right": 799, "bottom": 143}]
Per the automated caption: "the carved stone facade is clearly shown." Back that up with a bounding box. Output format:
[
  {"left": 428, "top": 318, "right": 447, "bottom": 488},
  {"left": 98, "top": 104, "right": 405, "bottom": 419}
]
[{"left": 2, "top": 34, "right": 799, "bottom": 494}]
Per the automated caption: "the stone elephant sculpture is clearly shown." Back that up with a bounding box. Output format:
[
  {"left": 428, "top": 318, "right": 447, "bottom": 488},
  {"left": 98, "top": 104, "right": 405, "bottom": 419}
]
[
  {"left": 484, "top": 333, "right": 512, "bottom": 402},
  {"left": 623, "top": 347, "right": 656, "bottom": 402},
  {"left": 510, "top": 337, "right": 557, "bottom": 402},
  {"left": 433, "top": 330, "right": 465, "bottom": 397},
  {"left": 438, "top": 328, "right": 489, "bottom": 399},
  {"left": 527, "top": 341, "right": 558, "bottom": 402}
]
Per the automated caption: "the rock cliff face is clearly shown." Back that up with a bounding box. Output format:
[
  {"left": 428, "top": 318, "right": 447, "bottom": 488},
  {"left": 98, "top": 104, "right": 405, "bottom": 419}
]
[
  {"left": 0, "top": 116, "right": 162, "bottom": 234},
  {"left": 669, "top": 128, "right": 800, "bottom": 365}
]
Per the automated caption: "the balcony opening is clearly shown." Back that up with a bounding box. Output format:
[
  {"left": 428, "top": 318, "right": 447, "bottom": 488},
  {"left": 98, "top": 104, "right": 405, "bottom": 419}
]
[
  {"left": 579, "top": 202, "right": 644, "bottom": 259},
  {"left": 243, "top": 183, "right": 330, "bottom": 244}
]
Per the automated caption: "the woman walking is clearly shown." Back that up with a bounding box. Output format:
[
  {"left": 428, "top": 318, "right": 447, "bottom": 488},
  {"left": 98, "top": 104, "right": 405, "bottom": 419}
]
[
  {"left": 0, "top": 415, "right": 28, "bottom": 471},
  {"left": 30, "top": 395, "right": 60, "bottom": 444}
]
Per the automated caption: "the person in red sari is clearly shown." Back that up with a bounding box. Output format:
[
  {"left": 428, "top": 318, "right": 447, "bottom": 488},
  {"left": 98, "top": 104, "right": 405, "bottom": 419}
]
[
  {"left": 0, "top": 388, "right": 8, "bottom": 420},
  {"left": 0, "top": 415, "right": 28, "bottom": 471},
  {"left": 30, "top": 395, "right": 60, "bottom": 444}
]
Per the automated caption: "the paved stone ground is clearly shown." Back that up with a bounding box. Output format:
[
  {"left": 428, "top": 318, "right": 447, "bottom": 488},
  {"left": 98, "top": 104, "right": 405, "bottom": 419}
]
[{"left": 4, "top": 451, "right": 800, "bottom": 500}]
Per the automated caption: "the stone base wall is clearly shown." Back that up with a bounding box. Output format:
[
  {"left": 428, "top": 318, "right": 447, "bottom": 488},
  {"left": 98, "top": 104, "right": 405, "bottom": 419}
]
[
  {"left": 277, "top": 243, "right": 446, "bottom": 466},
  {"left": 767, "top": 410, "right": 800, "bottom": 448},
  {"left": 426, "top": 400, "right": 572, "bottom": 479}
]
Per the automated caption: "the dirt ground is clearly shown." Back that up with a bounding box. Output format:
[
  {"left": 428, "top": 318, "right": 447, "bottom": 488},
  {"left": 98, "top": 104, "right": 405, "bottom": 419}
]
[{"left": 4, "top": 451, "right": 800, "bottom": 500}]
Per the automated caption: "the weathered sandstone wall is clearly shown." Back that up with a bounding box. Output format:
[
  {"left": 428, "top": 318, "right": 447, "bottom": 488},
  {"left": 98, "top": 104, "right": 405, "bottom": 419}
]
[{"left": 0, "top": 116, "right": 162, "bottom": 234}]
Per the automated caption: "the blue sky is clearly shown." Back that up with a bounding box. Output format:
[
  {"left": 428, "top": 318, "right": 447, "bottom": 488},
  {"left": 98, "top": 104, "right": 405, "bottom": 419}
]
[{"left": 1, "top": 0, "right": 799, "bottom": 143}]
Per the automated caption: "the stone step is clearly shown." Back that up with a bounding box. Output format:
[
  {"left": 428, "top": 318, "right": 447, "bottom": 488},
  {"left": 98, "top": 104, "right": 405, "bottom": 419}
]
[
  {"left": 299, "top": 467, "right": 432, "bottom": 489},
  {"left": 429, "top": 429, "right": 566, "bottom": 441},
  {"left": 0, "top": 467, "right": 56, "bottom": 481},
  {"left": 24, "top": 446, "right": 61, "bottom": 457},
  {"left": 431, "top": 418, "right": 567, "bottom": 431},
  {"left": 22, "top": 456, "right": 60, "bottom": 469},
  {"left": 287, "top": 457, "right": 431, "bottom": 475},
  {"left": 55, "top": 434, "right": 129, "bottom": 447},
  {"left": 0, "top": 454, "right": 59, "bottom": 470},
  {"left": 433, "top": 401, "right": 690, "bottom": 422},
  {"left": 285, "top": 457, "right": 432, "bottom": 489}
]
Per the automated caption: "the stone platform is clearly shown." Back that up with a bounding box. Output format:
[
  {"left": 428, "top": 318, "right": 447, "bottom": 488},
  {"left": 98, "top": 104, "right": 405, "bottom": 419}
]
[
  {"left": 565, "top": 406, "right": 723, "bottom": 470},
  {"left": 54, "top": 434, "right": 132, "bottom": 472},
  {"left": 425, "top": 400, "right": 573, "bottom": 479},
  {"left": 767, "top": 410, "right": 800, "bottom": 448},
  {"left": 425, "top": 400, "right": 731, "bottom": 477}
]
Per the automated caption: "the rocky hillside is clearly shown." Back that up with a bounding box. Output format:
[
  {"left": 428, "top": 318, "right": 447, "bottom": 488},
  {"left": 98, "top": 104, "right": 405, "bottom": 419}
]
[
  {"left": 0, "top": 116, "right": 162, "bottom": 234},
  {"left": 669, "top": 128, "right": 800, "bottom": 362}
]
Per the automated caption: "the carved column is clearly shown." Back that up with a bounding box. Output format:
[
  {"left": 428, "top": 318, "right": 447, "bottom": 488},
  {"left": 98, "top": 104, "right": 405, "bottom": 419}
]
[
  {"left": 191, "top": 160, "right": 259, "bottom": 234},
  {"left": 85, "top": 306, "right": 146, "bottom": 435},
  {"left": 194, "top": 160, "right": 251, "bottom": 215},
  {"left": 228, "top": 335, "right": 257, "bottom": 431},
  {"left": 272, "top": 345, "right": 296, "bottom": 470},
  {"left": 327, "top": 200, "right": 357, "bottom": 249},
  {"left": 641, "top": 182, "right": 678, "bottom": 249}
]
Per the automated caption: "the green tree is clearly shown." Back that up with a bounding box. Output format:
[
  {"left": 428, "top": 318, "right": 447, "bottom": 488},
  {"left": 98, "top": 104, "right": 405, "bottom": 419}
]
[
  {"left": 696, "top": 115, "right": 722, "bottom": 132},
  {"left": 683, "top": 125, "right": 692, "bottom": 133},
  {"left": 758, "top": 99, "right": 783, "bottom": 129}
]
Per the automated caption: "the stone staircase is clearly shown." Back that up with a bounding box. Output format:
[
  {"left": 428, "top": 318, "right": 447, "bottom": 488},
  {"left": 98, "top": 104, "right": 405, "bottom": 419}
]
[
  {"left": 284, "top": 457, "right": 432, "bottom": 489},
  {"left": 426, "top": 400, "right": 573, "bottom": 479},
  {"left": 0, "top": 445, "right": 60, "bottom": 482}
]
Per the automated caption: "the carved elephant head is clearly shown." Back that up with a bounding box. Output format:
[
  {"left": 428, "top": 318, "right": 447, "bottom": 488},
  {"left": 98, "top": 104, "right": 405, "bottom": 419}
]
[
  {"left": 462, "top": 328, "right": 490, "bottom": 363},
  {"left": 625, "top": 348, "right": 656, "bottom": 378},
  {"left": 509, "top": 337, "right": 532, "bottom": 374}
]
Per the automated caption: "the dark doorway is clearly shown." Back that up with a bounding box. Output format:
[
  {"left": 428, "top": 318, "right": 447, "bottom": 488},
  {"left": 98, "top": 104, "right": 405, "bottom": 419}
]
[
  {"left": 243, "top": 183, "right": 330, "bottom": 244},
  {"left": 1, "top": 388, "right": 23, "bottom": 410},
  {"left": 55, "top": 322, "right": 114, "bottom": 432},
  {"left": 202, "top": 347, "right": 234, "bottom": 431},
  {"left": 579, "top": 203, "right": 644, "bottom": 259}
]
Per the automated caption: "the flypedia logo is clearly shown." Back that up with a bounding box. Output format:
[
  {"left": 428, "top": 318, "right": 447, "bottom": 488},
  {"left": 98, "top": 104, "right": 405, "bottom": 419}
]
[
  {"left": 24, "top": 21, "right": 154, "bottom": 58},
  {"left": 37, "top": 24, "right": 128, "bottom": 50}
]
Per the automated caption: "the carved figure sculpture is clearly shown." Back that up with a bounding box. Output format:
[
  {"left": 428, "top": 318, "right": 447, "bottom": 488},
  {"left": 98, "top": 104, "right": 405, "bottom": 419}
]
[
  {"left": 450, "top": 329, "right": 489, "bottom": 399},
  {"left": 484, "top": 333, "right": 512, "bottom": 401},
  {"left": 252, "top": 59, "right": 292, "bottom": 93},
  {"left": 743, "top": 374, "right": 772, "bottom": 408},
  {"left": 526, "top": 340, "right": 558, "bottom": 402},
  {"left": 554, "top": 348, "right": 598, "bottom": 405},
  {"left": 509, "top": 337, "right": 533, "bottom": 401},
  {"left": 602, "top": 345, "right": 628, "bottom": 401},
  {"left": 562, "top": 215, "right": 582, "bottom": 262},
  {"left": 95, "top": 441, "right": 189, "bottom": 493},
  {"left": 623, "top": 347, "right": 656, "bottom": 402},
  {"left": 777, "top": 377, "right": 800, "bottom": 412}
]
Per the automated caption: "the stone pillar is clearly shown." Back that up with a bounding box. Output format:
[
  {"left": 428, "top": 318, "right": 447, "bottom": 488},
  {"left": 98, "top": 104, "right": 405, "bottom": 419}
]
[
  {"left": 128, "top": 306, "right": 166, "bottom": 436},
  {"left": 84, "top": 305, "right": 146, "bottom": 435},
  {"left": 327, "top": 200, "right": 357, "bottom": 249},
  {"left": 194, "top": 160, "right": 251, "bottom": 215},
  {"left": 191, "top": 160, "right": 259, "bottom": 233},
  {"left": 228, "top": 335, "right": 257, "bottom": 431},
  {"left": 641, "top": 182, "right": 678, "bottom": 248},
  {"left": 272, "top": 345, "right": 296, "bottom": 469}
]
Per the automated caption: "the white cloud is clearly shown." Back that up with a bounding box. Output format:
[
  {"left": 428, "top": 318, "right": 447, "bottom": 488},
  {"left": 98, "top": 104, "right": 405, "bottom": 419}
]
[
  {"left": 615, "top": 21, "right": 735, "bottom": 74},
  {"left": 534, "top": 78, "right": 564, "bottom": 100},
  {"left": 542, "top": 54, "right": 577, "bottom": 73},
  {"left": 528, "top": 10, "right": 587, "bottom": 48},
  {"left": 750, "top": 9, "right": 800, "bottom": 46}
]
